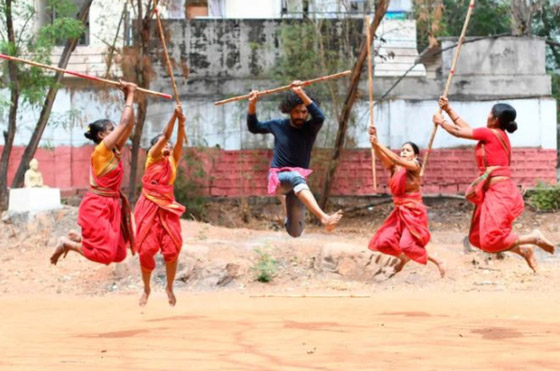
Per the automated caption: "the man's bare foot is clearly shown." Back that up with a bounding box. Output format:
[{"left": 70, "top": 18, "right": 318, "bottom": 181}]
[
  {"left": 139, "top": 288, "right": 150, "bottom": 307},
  {"left": 530, "top": 230, "right": 555, "bottom": 254},
  {"left": 321, "top": 210, "right": 343, "bottom": 232},
  {"left": 50, "top": 237, "right": 68, "bottom": 265},
  {"left": 519, "top": 246, "right": 538, "bottom": 273},
  {"left": 166, "top": 287, "right": 176, "bottom": 307},
  {"left": 67, "top": 230, "right": 82, "bottom": 243}
]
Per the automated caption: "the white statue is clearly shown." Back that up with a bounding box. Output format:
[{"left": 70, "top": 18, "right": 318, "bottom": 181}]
[{"left": 24, "top": 158, "right": 48, "bottom": 188}]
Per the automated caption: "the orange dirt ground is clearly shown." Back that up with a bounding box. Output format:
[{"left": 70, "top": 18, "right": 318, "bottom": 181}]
[
  {"left": 1, "top": 292, "right": 560, "bottom": 370},
  {"left": 1, "top": 200, "right": 560, "bottom": 369}
]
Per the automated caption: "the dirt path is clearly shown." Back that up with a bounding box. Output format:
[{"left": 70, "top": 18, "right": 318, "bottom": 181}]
[
  {"left": 1, "top": 291, "right": 560, "bottom": 370},
  {"left": 2, "top": 203, "right": 560, "bottom": 369}
]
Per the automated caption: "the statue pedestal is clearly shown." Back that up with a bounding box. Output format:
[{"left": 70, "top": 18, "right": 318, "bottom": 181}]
[{"left": 8, "top": 188, "right": 62, "bottom": 213}]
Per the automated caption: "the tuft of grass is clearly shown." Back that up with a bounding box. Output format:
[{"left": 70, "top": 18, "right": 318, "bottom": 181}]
[{"left": 251, "top": 247, "right": 278, "bottom": 283}]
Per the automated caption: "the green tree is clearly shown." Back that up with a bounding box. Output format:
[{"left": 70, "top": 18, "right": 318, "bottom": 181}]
[
  {"left": 0, "top": 0, "right": 88, "bottom": 210},
  {"left": 415, "top": 0, "right": 512, "bottom": 51}
]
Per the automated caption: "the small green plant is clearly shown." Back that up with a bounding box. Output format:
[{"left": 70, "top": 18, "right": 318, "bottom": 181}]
[
  {"left": 251, "top": 247, "right": 278, "bottom": 283},
  {"left": 526, "top": 182, "right": 560, "bottom": 212}
]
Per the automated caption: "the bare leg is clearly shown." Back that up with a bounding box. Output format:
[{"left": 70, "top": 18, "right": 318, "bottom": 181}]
[
  {"left": 296, "top": 189, "right": 343, "bottom": 231},
  {"left": 390, "top": 253, "right": 410, "bottom": 277},
  {"left": 513, "top": 229, "right": 555, "bottom": 254},
  {"left": 165, "top": 259, "right": 178, "bottom": 307},
  {"left": 139, "top": 269, "right": 152, "bottom": 307},
  {"left": 428, "top": 255, "right": 446, "bottom": 278},
  {"left": 509, "top": 245, "right": 537, "bottom": 273},
  {"left": 50, "top": 236, "right": 83, "bottom": 265},
  {"left": 67, "top": 230, "right": 82, "bottom": 243}
]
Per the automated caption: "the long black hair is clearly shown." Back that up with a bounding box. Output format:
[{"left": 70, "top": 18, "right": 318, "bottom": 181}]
[
  {"left": 278, "top": 89, "right": 320, "bottom": 114},
  {"left": 84, "top": 119, "right": 112, "bottom": 144},
  {"left": 491, "top": 103, "right": 517, "bottom": 133}
]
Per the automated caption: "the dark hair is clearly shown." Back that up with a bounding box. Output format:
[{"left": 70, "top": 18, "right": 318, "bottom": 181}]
[
  {"left": 491, "top": 103, "right": 517, "bottom": 133},
  {"left": 149, "top": 134, "right": 172, "bottom": 150},
  {"left": 402, "top": 141, "right": 422, "bottom": 166},
  {"left": 84, "top": 119, "right": 112, "bottom": 144},
  {"left": 278, "top": 89, "right": 320, "bottom": 114}
]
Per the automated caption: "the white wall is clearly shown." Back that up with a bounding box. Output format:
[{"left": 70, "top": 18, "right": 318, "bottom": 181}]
[
  {"left": 225, "top": 0, "right": 282, "bottom": 18},
  {"left": 2, "top": 87, "right": 555, "bottom": 152}
]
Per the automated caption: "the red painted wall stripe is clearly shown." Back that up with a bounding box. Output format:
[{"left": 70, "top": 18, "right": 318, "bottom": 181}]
[{"left": 2, "top": 146, "right": 556, "bottom": 197}]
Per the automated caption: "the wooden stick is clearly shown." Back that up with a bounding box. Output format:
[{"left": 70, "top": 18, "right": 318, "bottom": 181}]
[
  {"left": 0, "top": 53, "right": 172, "bottom": 100},
  {"left": 366, "top": 15, "right": 377, "bottom": 190},
  {"left": 214, "top": 70, "right": 352, "bottom": 106},
  {"left": 153, "top": 4, "right": 188, "bottom": 141},
  {"left": 249, "top": 295, "right": 371, "bottom": 299},
  {"left": 420, "top": 0, "right": 476, "bottom": 177}
]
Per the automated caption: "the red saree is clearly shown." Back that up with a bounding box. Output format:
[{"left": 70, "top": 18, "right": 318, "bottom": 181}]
[
  {"left": 134, "top": 155, "right": 185, "bottom": 271},
  {"left": 467, "top": 128, "right": 523, "bottom": 253},
  {"left": 368, "top": 168, "right": 430, "bottom": 264},
  {"left": 77, "top": 143, "right": 135, "bottom": 265}
]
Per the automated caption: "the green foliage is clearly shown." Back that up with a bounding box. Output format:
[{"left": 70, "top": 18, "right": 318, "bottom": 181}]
[
  {"left": 533, "top": 2, "right": 560, "bottom": 70},
  {"left": 272, "top": 20, "right": 357, "bottom": 94},
  {"left": 552, "top": 73, "right": 560, "bottom": 124},
  {"left": 251, "top": 246, "right": 278, "bottom": 283},
  {"left": 0, "top": 0, "right": 85, "bottom": 107},
  {"left": 174, "top": 148, "right": 215, "bottom": 220},
  {"left": 526, "top": 182, "right": 560, "bottom": 212},
  {"left": 441, "top": 0, "right": 511, "bottom": 38},
  {"left": 415, "top": 0, "right": 512, "bottom": 51}
]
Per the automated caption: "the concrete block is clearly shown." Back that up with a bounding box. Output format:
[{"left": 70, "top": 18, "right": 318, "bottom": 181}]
[{"left": 8, "top": 188, "right": 62, "bottom": 213}]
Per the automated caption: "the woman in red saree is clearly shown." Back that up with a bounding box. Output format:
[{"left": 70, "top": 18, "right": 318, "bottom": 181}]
[
  {"left": 50, "top": 81, "right": 137, "bottom": 265},
  {"left": 368, "top": 128, "right": 446, "bottom": 277},
  {"left": 134, "top": 105, "right": 186, "bottom": 307},
  {"left": 433, "top": 97, "right": 555, "bottom": 272}
]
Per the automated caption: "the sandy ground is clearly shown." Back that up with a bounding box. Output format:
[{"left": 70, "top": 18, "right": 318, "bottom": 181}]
[
  {"left": 2, "top": 291, "right": 560, "bottom": 370},
  {"left": 1, "top": 200, "right": 560, "bottom": 369}
]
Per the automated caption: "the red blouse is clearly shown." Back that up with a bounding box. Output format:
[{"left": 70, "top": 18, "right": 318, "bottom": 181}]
[{"left": 472, "top": 127, "right": 511, "bottom": 176}]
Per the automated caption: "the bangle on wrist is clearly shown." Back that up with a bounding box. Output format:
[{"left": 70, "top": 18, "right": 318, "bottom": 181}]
[{"left": 124, "top": 104, "right": 133, "bottom": 109}]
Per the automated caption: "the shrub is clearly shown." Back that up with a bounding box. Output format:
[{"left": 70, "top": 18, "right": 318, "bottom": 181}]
[
  {"left": 251, "top": 247, "right": 278, "bottom": 283},
  {"left": 526, "top": 182, "right": 560, "bottom": 212}
]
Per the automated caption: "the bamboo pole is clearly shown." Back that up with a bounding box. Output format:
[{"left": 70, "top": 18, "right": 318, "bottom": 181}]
[
  {"left": 249, "top": 295, "right": 371, "bottom": 299},
  {"left": 420, "top": 0, "right": 476, "bottom": 177},
  {"left": 213, "top": 70, "right": 352, "bottom": 106},
  {"left": 153, "top": 4, "right": 188, "bottom": 140},
  {"left": 366, "top": 15, "right": 377, "bottom": 190},
  {"left": 0, "top": 53, "right": 173, "bottom": 100}
]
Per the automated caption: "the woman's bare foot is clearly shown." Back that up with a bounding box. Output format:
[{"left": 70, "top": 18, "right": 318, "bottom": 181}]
[
  {"left": 321, "top": 210, "right": 343, "bottom": 232},
  {"left": 530, "top": 230, "right": 555, "bottom": 254},
  {"left": 518, "top": 246, "right": 538, "bottom": 273},
  {"left": 139, "top": 288, "right": 150, "bottom": 307},
  {"left": 435, "top": 260, "right": 446, "bottom": 278},
  {"left": 67, "top": 230, "right": 82, "bottom": 243},
  {"left": 389, "top": 255, "right": 410, "bottom": 278},
  {"left": 50, "top": 237, "right": 69, "bottom": 265},
  {"left": 166, "top": 287, "right": 176, "bottom": 307}
]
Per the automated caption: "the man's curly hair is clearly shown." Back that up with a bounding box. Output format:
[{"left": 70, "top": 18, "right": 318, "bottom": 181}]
[{"left": 278, "top": 90, "right": 320, "bottom": 114}]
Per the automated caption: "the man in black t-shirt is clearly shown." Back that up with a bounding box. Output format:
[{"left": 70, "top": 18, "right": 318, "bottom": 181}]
[{"left": 247, "top": 82, "right": 343, "bottom": 237}]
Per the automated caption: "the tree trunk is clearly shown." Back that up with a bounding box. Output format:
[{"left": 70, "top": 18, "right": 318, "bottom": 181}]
[
  {"left": 511, "top": 0, "right": 546, "bottom": 36},
  {"left": 318, "top": 0, "right": 390, "bottom": 211},
  {"left": 10, "top": 0, "right": 94, "bottom": 189},
  {"left": 0, "top": 0, "right": 20, "bottom": 211},
  {"left": 127, "top": 0, "right": 154, "bottom": 202}
]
